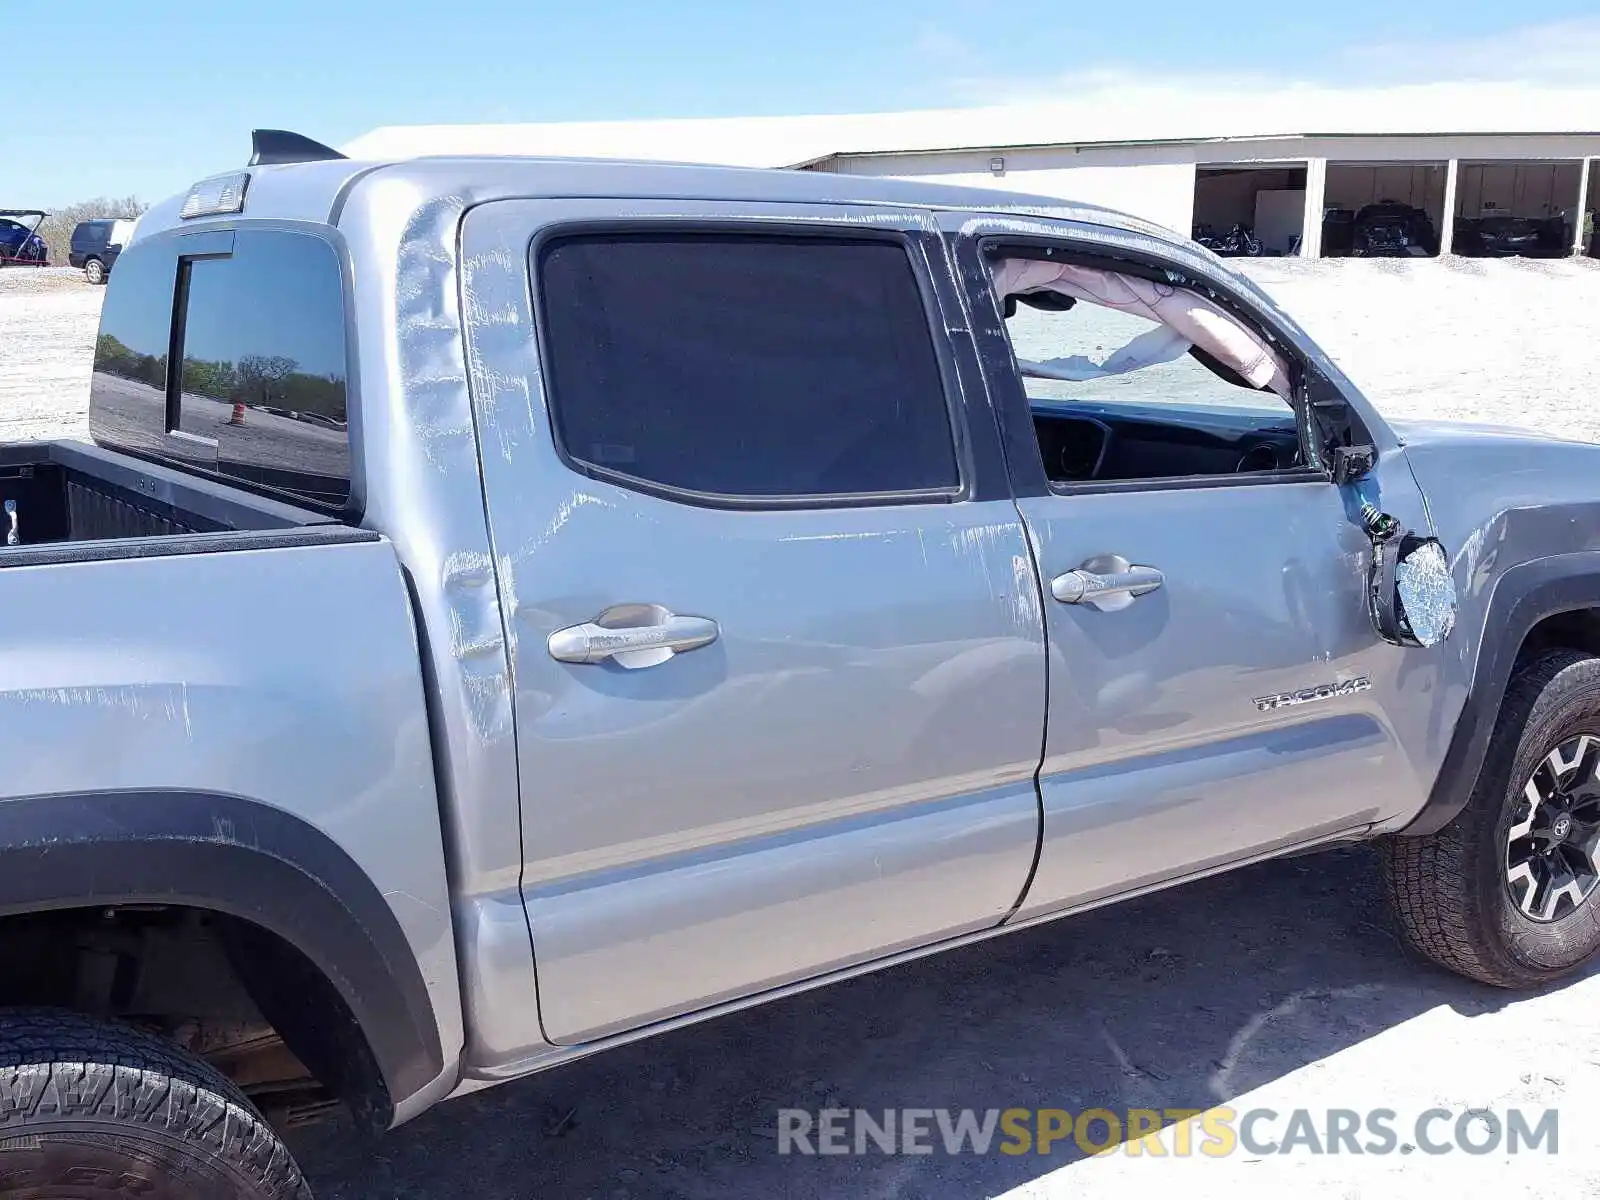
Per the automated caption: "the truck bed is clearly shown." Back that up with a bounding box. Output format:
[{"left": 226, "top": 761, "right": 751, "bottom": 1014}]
[{"left": 0, "top": 440, "right": 338, "bottom": 552}]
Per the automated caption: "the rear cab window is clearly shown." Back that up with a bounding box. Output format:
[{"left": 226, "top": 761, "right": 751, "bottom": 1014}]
[
  {"left": 90, "top": 228, "right": 352, "bottom": 510},
  {"left": 535, "top": 232, "right": 961, "bottom": 504}
]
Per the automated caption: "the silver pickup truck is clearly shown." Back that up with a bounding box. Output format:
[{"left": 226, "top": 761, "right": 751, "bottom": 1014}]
[{"left": 2, "top": 129, "right": 1599, "bottom": 1198}]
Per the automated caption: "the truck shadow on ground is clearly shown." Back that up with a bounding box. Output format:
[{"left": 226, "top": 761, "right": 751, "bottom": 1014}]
[{"left": 290, "top": 846, "right": 1564, "bottom": 1198}]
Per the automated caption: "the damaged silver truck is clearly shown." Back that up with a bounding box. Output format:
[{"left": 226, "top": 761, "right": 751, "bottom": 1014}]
[{"left": 3, "top": 130, "right": 1600, "bottom": 1197}]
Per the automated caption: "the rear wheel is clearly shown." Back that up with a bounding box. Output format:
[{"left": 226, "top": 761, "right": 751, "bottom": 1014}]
[
  {"left": 84, "top": 257, "right": 106, "bottom": 285},
  {"left": 0, "top": 1009, "right": 312, "bottom": 1198},
  {"left": 1383, "top": 649, "right": 1600, "bottom": 987}
]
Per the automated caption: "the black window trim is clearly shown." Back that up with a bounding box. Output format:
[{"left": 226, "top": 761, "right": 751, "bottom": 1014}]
[
  {"left": 968, "top": 232, "right": 1362, "bottom": 499},
  {"left": 528, "top": 220, "right": 975, "bottom": 512},
  {"left": 166, "top": 246, "right": 233, "bottom": 450}
]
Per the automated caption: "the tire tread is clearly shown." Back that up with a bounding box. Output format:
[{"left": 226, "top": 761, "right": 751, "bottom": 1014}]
[
  {"left": 0, "top": 1008, "right": 310, "bottom": 1198},
  {"left": 1382, "top": 648, "right": 1600, "bottom": 987}
]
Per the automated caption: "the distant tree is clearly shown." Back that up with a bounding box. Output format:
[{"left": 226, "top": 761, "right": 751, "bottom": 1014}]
[
  {"left": 36, "top": 196, "right": 149, "bottom": 268},
  {"left": 92, "top": 333, "right": 165, "bottom": 389},
  {"left": 235, "top": 354, "right": 299, "bottom": 406}
]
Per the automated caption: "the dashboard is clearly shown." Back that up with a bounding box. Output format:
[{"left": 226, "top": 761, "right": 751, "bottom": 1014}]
[{"left": 1029, "top": 399, "right": 1304, "bottom": 484}]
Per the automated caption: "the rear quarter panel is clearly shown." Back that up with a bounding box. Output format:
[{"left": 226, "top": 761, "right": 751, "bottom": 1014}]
[{"left": 0, "top": 538, "right": 463, "bottom": 1100}]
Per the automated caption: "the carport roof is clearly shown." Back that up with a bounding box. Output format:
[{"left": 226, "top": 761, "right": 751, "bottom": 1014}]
[{"left": 346, "top": 83, "right": 1600, "bottom": 170}]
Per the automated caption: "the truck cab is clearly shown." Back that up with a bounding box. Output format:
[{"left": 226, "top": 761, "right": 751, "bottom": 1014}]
[{"left": 1, "top": 132, "right": 1600, "bottom": 1199}]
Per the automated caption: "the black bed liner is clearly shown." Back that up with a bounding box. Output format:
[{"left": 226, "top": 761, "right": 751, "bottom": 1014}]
[{"left": 0, "top": 440, "right": 342, "bottom": 547}]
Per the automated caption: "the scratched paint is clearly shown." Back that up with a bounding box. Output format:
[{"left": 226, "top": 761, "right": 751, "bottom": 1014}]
[
  {"left": 391, "top": 193, "right": 520, "bottom": 748},
  {"left": 0, "top": 683, "right": 193, "bottom": 741},
  {"left": 461, "top": 242, "right": 539, "bottom": 466},
  {"left": 397, "top": 195, "right": 478, "bottom": 473},
  {"left": 1010, "top": 553, "right": 1043, "bottom": 630},
  {"left": 440, "top": 549, "right": 514, "bottom": 738}
]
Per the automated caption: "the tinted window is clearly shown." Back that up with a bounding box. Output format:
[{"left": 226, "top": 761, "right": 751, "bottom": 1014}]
[
  {"left": 89, "top": 240, "right": 178, "bottom": 462},
  {"left": 538, "top": 234, "right": 958, "bottom": 500},
  {"left": 177, "top": 232, "right": 349, "bottom": 505},
  {"left": 90, "top": 230, "right": 351, "bottom": 507}
]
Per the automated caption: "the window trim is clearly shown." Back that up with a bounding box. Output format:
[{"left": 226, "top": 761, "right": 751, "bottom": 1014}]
[
  {"left": 968, "top": 232, "right": 1364, "bottom": 498},
  {"left": 528, "top": 221, "right": 973, "bottom": 512},
  {"left": 166, "top": 250, "right": 229, "bottom": 450}
]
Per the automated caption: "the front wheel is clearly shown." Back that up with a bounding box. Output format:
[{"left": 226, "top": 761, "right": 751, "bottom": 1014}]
[
  {"left": 0, "top": 1009, "right": 312, "bottom": 1198},
  {"left": 84, "top": 257, "right": 106, "bottom": 285},
  {"left": 1383, "top": 649, "right": 1600, "bottom": 987}
]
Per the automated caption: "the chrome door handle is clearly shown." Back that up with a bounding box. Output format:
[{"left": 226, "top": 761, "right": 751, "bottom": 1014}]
[
  {"left": 1051, "top": 555, "right": 1164, "bottom": 612},
  {"left": 548, "top": 603, "right": 719, "bottom": 669}
]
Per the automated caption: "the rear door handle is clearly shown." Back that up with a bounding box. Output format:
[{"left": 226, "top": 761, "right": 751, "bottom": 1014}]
[
  {"left": 548, "top": 603, "right": 719, "bottom": 669},
  {"left": 1051, "top": 555, "right": 1164, "bottom": 612}
]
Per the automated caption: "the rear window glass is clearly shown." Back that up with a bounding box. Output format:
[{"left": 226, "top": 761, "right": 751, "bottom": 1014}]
[
  {"left": 537, "top": 233, "right": 959, "bottom": 502},
  {"left": 90, "top": 229, "right": 351, "bottom": 508}
]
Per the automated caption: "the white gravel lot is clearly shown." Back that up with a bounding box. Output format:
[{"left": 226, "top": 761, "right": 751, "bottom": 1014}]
[
  {"left": 1238, "top": 255, "right": 1600, "bottom": 444},
  {"left": 5, "top": 255, "right": 1600, "bottom": 1199},
  {"left": 0, "top": 268, "right": 102, "bottom": 443}
]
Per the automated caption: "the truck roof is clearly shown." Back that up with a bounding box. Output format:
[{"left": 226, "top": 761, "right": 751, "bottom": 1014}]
[{"left": 132, "top": 152, "right": 1182, "bottom": 248}]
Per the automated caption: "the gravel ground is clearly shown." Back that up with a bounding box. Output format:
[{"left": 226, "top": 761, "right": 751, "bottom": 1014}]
[
  {"left": 5, "top": 255, "right": 1600, "bottom": 1198},
  {"left": 0, "top": 269, "right": 102, "bottom": 443}
]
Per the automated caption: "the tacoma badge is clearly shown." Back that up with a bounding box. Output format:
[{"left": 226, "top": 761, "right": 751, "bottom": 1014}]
[{"left": 1253, "top": 676, "right": 1372, "bottom": 712}]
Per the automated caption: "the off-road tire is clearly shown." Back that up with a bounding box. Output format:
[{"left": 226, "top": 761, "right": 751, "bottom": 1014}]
[
  {"left": 1383, "top": 648, "right": 1600, "bottom": 987},
  {"left": 84, "top": 257, "right": 106, "bottom": 286},
  {"left": 0, "top": 1008, "right": 312, "bottom": 1198}
]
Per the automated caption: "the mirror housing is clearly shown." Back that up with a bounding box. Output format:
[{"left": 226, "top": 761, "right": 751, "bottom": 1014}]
[{"left": 1365, "top": 517, "right": 1457, "bottom": 648}]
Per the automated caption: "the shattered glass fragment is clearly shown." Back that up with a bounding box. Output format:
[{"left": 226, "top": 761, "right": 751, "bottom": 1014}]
[{"left": 1396, "top": 540, "right": 1457, "bottom": 647}]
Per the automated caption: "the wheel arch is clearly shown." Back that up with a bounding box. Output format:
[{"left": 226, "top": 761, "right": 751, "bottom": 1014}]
[
  {"left": 1400, "top": 552, "right": 1600, "bottom": 837},
  {"left": 0, "top": 788, "right": 446, "bottom": 1128}
]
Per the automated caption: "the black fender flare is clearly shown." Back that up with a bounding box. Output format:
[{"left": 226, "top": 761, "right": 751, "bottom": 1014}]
[
  {"left": 0, "top": 788, "right": 444, "bottom": 1124},
  {"left": 1400, "top": 552, "right": 1600, "bottom": 837}
]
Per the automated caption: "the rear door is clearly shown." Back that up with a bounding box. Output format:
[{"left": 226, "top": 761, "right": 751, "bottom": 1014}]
[
  {"left": 944, "top": 212, "right": 1435, "bottom": 919},
  {"left": 459, "top": 200, "right": 1046, "bottom": 1045}
]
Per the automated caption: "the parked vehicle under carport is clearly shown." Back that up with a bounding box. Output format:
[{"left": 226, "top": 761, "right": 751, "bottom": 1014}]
[
  {"left": 1351, "top": 201, "right": 1439, "bottom": 257},
  {"left": 1454, "top": 215, "right": 1569, "bottom": 258}
]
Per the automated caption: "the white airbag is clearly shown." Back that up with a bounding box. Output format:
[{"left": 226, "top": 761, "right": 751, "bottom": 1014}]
[{"left": 991, "top": 258, "right": 1291, "bottom": 397}]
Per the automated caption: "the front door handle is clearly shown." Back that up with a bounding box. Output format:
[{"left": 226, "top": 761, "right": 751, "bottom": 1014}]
[
  {"left": 548, "top": 603, "right": 719, "bottom": 669},
  {"left": 1051, "top": 555, "right": 1164, "bottom": 612}
]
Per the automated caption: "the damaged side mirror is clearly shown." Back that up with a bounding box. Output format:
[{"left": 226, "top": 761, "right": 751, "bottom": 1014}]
[{"left": 1361, "top": 506, "right": 1457, "bottom": 648}]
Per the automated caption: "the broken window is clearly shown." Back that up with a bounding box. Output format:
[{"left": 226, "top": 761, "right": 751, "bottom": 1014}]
[{"left": 991, "top": 257, "right": 1306, "bottom": 486}]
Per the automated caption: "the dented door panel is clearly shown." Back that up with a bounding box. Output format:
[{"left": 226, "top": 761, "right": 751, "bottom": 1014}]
[
  {"left": 1014, "top": 479, "right": 1430, "bottom": 918},
  {"left": 458, "top": 199, "right": 1046, "bottom": 1053}
]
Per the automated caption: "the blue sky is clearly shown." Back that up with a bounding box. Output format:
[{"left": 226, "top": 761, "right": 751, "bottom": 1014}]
[{"left": 5, "top": 1, "right": 1597, "bottom": 207}]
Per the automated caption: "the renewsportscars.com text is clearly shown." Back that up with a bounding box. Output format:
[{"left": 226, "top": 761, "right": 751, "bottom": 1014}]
[{"left": 775, "top": 1106, "right": 1559, "bottom": 1158}]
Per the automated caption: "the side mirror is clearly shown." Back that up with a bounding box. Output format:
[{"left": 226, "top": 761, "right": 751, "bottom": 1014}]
[{"left": 1364, "top": 514, "right": 1457, "bottom": 648}]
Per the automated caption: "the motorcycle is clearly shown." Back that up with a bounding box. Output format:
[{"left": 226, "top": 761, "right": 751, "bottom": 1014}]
[{"left": 1193, "top": 222, "right": 1263, "bottom": 257}]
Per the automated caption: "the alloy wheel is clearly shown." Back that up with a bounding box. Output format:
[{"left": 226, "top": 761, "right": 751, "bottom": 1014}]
[{"left": 1505, "top": 733, "right": 1600, "bottom": 922}]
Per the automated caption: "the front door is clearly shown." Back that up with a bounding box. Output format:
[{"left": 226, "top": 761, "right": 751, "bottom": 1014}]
[
  {"left": 460, "top": 199, "right": 1046, "bottom": 1045},
  {"left": 948, "top": 215, "right": 1436, "bottom": 920}
]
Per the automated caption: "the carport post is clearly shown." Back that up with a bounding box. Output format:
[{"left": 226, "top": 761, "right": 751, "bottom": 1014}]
[
  {"left": 1439, "top": 159, "right": 1459, "bottom": 256},
  {"left": 1574, "top": 158, "right": 1592, "bottom": 256},
  {"left": 1300, "top": 158, "right": 1326, "bottom": 257}
]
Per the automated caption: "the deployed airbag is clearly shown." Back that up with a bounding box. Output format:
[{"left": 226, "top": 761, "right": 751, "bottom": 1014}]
[{"left": 991, "top": 258, "right": 1292, "bottom": 397}]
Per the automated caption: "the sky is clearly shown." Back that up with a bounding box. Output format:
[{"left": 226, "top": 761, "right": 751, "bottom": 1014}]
[{"left": 3, "top": 1, "right": 1598, "bottom": 207}]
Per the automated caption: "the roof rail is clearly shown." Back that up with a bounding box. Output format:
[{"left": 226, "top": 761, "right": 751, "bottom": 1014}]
[{"left": 249, "top": 129, "right": 349, "bottom": 167}]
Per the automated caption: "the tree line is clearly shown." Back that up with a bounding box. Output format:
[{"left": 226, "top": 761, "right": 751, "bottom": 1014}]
[{"left": 95, "top": 334, "right": 345, "bottom": 421}]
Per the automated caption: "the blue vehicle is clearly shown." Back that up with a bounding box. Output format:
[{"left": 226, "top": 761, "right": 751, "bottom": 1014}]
[{"left": 0, "top": 209, "right": 47, "bottom": 265}]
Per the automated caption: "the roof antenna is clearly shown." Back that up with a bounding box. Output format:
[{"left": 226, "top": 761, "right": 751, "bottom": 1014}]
[{"left": 249, "top": 130, "right": 349, "bottom": 167}]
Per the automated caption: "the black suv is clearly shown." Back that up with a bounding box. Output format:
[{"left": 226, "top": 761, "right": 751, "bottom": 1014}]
[{"left": 68, "top": 218, "right": 138, "bottom": 284}]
